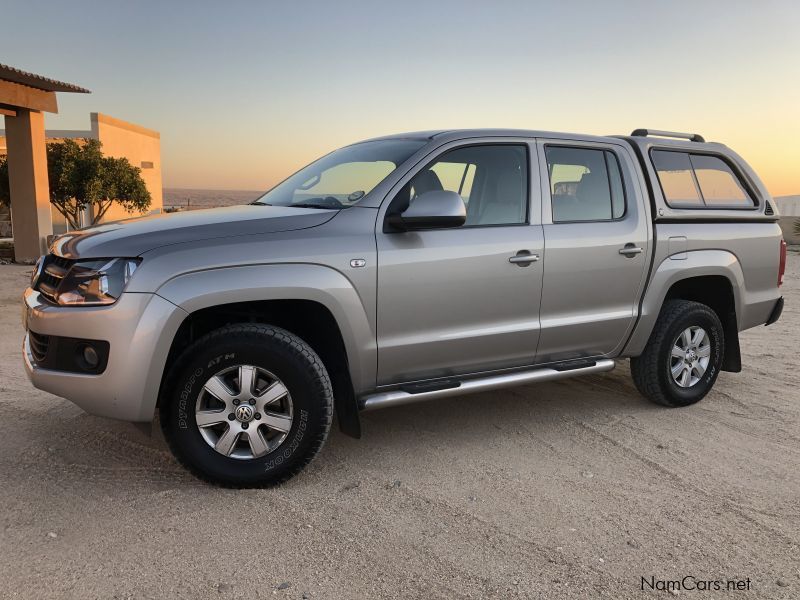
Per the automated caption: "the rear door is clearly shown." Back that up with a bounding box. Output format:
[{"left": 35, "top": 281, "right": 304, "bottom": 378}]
[
  {"left": 535, "top": 139, "right": 650, "bottom": 363},
  {"left": 375, "top": 140, "right": 545, "bottom": 385}
]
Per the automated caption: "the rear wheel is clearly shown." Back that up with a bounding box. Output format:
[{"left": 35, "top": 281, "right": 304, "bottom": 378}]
[
  {"left": 631, "top": 300, "right": 724, "bottom": 407},
  {"left": 160, "top": 324, "right": 333, "bottom": 487}
]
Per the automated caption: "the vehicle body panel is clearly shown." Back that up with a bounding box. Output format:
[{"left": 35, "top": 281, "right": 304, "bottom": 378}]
[
  {"left": 374, "top": 137, "right": 545, "bottom": 384},
  {"left": 535, "top": 138, "right": 652, "bottom": 363},
  {"left": 20, "top": 127, "right": 785, "bottom": 425},
  {"left": 52, "top": 204, "right": 339, "bottom": 258},
  {"left": 623, "top": 222, "right": 783, "bottom": 356},
  {"left": 23, "top": 288, "right": 185, "bottom": 421},
  {"left": 156, "top": 262, "right": 377, "bottom": 394}
]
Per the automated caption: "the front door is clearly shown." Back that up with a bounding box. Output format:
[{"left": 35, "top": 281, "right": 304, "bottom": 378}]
[
  {"left": 376, "top": 141, "right": 544, "bottom": 385},
  {"left": 535, "top": 139, "right": 650, "bottom": 363}
]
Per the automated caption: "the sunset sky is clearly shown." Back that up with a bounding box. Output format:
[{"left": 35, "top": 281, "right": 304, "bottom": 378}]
[{"left": 3, "top": 0, "right": 799, "bottom": 196}]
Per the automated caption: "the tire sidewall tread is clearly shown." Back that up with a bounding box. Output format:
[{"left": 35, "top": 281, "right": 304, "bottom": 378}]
[
  {"left": 160, "top": 324, "right": 333, "bottom": 487},
  {"left": 631, "top": 300, "right": 724, "bottom": 407}
]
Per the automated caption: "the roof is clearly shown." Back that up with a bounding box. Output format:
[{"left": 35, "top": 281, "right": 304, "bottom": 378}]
[{"left": 0, "top": 63, "right": 89, "bottom": 93}]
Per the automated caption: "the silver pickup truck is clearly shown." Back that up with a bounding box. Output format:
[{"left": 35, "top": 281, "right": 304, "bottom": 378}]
[{"left": 22, "top": 128, "right": 786, "bottom": 487}]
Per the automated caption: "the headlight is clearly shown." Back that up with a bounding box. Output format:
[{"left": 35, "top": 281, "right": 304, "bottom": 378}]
[
  {"left": 30, "top": 255, "right": 45, "bottom": 288},
  {"left": 56, "top": 258, "right": 141, "bottom": 306}
]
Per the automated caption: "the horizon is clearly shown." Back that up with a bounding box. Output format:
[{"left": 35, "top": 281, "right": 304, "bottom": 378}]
[
  {"left": 3, "top": 1, "right": 799, "bottom": 197},
  {"left": 161, "top": 186, "right": 800, "bottom": 198}
]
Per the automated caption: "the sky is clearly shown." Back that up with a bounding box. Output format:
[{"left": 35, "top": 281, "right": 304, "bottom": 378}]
[{"left": 2, "top": 0, "right": 799, "bottom": 195}]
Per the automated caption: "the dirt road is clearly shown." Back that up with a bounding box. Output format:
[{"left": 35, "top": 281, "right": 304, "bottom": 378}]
[{"left": 1, "top": 254, "right": 797, "bottom": 599}]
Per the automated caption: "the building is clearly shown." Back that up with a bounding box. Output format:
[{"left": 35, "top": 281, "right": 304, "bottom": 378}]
[
  {"left": 0, "top": 63, "right": 87, "bottom": 260},
  {"left": 1, "top": 111, "right": 162, "bottom": 235},
  {"left": 774, "top": 196, "right": 800, "bottom": 244}
]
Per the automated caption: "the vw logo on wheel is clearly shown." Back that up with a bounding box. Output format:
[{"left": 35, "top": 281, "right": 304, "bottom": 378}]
[{"left": 235, "top": 404, "right": 254, "bottom": 422}]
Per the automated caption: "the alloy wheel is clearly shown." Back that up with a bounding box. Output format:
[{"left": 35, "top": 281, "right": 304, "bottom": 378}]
[
  {"left": 669, "top": 326, "right": 711, "bottom": 388},
  {"left": 194, "top": 365, "right": 293, "bottom": 459}
]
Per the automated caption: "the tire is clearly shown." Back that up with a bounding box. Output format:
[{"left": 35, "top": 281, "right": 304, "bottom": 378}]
[
  {"left": 160, "top": 324, "right": 333, "bottom": 487},
  {"left": 630, "top": 300, "right": 724, "bottom": 407}
]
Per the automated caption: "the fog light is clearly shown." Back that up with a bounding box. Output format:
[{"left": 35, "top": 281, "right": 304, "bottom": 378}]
[{"left": 82, "top": 345, "right": 100, "bottom": 369}]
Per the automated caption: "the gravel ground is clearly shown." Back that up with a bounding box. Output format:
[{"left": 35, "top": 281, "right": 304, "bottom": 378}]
[{"left": 0, "top": 253, "right": 798, "bottom": 599}]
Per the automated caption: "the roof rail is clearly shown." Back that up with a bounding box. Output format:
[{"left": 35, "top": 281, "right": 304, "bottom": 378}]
[{"left": 631, "top": 129, "right": 705, "bottom": 143}]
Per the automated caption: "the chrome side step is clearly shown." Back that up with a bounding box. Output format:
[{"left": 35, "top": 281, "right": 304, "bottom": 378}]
[{"left": 360, "top": 359, "right": 616, "bottom": 412}]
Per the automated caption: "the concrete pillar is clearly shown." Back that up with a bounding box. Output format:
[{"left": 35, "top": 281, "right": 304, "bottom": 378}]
[{"left": 6, "top": 109, "right": 52, "bottom": 261}]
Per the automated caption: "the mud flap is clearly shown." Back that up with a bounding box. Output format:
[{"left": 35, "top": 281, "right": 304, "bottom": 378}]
[
  {"left": 333, "top": 373, "right": 361, "bottom": 439},
  {"left": 721, "top": 309, "right": 741, "bottom": 373}
]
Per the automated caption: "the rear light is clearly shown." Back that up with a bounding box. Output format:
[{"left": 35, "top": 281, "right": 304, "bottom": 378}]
[{"left": 778, "top": 239, "right": 787, "bottom": 287}]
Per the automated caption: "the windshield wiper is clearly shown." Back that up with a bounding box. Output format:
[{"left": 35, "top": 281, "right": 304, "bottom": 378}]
[{"left": 290, "top": 202, "right": 336, "bottom": 209}]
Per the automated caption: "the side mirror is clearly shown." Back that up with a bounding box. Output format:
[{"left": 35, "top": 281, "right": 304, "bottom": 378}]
[{"left": 396, "top": 190, "right": 466, "bottom": 230}]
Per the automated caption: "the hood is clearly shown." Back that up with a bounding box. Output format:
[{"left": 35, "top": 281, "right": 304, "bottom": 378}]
[{"left": 51, "top": 204, "right": 338, "bottom": 259}]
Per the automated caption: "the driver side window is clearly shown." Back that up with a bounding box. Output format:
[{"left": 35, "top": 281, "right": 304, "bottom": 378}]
[{"left": 391, "top": 145, "right": 528, "bottom": 227}]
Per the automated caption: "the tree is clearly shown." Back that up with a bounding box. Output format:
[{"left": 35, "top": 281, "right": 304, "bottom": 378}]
[
  {"left": 0, "top": 155, "right": 9, "bottom": 210},
  {"left": 46, "top": 138, "right": 151, "bottom": 229},
  {"left": 0, "top": 139, "right": 151, "bottom": 228}
]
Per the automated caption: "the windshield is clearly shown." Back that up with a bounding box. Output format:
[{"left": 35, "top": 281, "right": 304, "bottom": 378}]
[{"left": 254, "top": 139, "right": 427, "bottom": 209}]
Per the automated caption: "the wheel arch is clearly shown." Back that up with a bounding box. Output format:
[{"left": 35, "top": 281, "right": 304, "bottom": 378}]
[
  {"left": 154, "top": 264, "right": 375, "bottom": 437},
  {"left": 624, "top": 250, "right": 743, "bottom": 372}
]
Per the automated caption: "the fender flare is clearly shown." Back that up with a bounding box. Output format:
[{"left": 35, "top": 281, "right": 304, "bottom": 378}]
[
  {"left": 623, "top": 249, "right": 744, "bottom": 357},
  {"left": 155, "top": 263, "right": 376, "bottom": 435}
]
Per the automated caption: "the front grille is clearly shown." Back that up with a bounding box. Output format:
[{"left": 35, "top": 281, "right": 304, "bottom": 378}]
[
  {"left": 35, "top": 254, "right": 75, "bottom": 302},
  {"left": 28, "top": 331, "right": 50, "bottom": 364}
]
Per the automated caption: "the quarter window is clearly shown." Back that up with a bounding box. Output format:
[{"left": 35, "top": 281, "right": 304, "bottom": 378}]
[
  {"left": 546, "top": 147, "right": 626, "bottom": 222},
  {"left": 651, "top": 150, "right": 754, "bottom": 208}
]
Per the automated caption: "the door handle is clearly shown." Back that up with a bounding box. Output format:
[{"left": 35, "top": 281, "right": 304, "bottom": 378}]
[
  {"left": 619, "top": 244, "right": 643, "bottom": 257},
  {"left": 509, "top": 251, "right": 540, "bottom": 265}
]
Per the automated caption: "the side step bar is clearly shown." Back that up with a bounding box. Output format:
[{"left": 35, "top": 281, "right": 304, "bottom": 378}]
[{"left": 360, "top": 359, "right": 616, "bottom": 412}]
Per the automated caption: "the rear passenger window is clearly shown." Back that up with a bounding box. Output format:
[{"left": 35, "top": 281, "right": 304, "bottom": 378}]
[
  {"left": 651, "top": 150, "right": 754, "bottom": 208},
  {"left": 546, "top": 147, "right": 626, "bottom": 222}
]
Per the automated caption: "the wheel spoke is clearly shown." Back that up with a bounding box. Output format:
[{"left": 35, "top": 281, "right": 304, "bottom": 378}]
[
  {"left": 671, "top": 346, "right": 686, "bottom": 359},
  {"left": 215, "top": 426, "right": 240, "bottom": 456},
  {"left": 671, "top": 361, "right": 685, "bottom": 379},
  {"left": 247, "top": 428, "right": 269, "bottom": 457},
  {"left": 696, "top": 345, "right": 711, "bottom": 358},
  {"left": 692, "top": 363, "right": 706, "bottom": 378},
  {"left": 262, "top": 412, "right": 292, "bottom": 433},
  {"left": 681, "top": 328, "right": 692, "bottom": 348},
  {"left": 204, "top": 376, "right": 236, "bottom": 405},
  {"left": 196, "top": 410, "right": 227, "bottom": 428},
  {"left": 257, "top": 381, "right": 288, "bottom": 407},
  {"left": 679, "top": 367, "right": 691, "bottom": 387},
  {"left": 691, "top": 328, "right": 706, "bottom": 347},
  {"left": 238, "top": 365, "right": 257, "bottom": 398}
]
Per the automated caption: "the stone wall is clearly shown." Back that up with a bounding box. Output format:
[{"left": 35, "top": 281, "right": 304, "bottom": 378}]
[
  {"left": 0, "top": 206, "right": 10, "bottom": 238},
  {"left": 779, "top": 217, "right": 800, "bottom": 245}
]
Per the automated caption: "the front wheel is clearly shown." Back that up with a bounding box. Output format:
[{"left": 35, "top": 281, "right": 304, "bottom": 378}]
[
  {"left": 160, "top": 324, "right": 333, "bottom": 487},
  {"left": 631, "top": 300, "right": 724, "bottom": 407}
]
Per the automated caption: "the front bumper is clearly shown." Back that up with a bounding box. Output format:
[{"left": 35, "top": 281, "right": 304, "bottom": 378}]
[{"left": 22, "top": 288, "right": 187, "bottom": 422}]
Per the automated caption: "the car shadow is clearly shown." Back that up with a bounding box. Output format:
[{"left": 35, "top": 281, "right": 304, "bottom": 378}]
[{"left": 22, "top": 366, "right": 653, "bottom": 489}]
